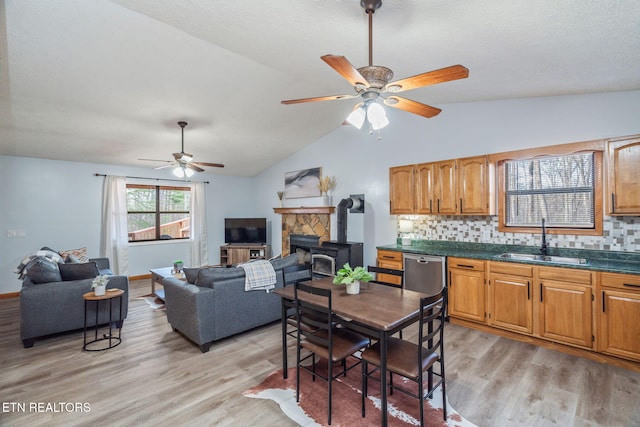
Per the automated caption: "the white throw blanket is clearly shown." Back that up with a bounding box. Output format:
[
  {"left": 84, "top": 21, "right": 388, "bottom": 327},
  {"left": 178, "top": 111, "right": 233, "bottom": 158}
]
[{"left": 238, "top": 260, "right": 276, "bottom": 292}]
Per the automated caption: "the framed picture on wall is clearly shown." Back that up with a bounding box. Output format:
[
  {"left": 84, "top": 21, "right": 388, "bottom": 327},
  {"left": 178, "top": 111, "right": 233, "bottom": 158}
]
[{"left": 284, "top": 167, "right": 322, "bottom": 199}]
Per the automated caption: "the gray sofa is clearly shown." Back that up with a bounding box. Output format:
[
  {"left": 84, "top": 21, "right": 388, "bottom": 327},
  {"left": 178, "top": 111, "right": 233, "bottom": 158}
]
[
  {"left": 20, "top": 258, "right": 129, "bottom": 348},
  {"left": 162, "top": 254, "right": 299, "bottom": 352}
]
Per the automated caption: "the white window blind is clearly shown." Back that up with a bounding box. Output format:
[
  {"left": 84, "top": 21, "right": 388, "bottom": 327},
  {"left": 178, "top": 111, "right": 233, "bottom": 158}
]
[{"left": 504, "top": 152, "right": 595, "bottom": 228}]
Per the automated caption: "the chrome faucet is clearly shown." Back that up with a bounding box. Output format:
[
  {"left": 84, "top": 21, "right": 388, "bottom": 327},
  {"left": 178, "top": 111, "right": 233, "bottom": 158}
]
[{"left": 540, "top": 218, "right": 548, "bottom": 256}]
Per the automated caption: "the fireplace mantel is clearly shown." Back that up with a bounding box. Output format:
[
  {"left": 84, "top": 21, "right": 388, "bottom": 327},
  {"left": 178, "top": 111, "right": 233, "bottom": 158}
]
[{"left": 273, "top": 207, "right": 335, "bottom": 215}]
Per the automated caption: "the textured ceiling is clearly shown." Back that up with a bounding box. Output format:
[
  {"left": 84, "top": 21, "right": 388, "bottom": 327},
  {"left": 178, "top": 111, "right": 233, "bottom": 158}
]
[{"left": 1, "top": 0, "right": 639, "bottom": 176}]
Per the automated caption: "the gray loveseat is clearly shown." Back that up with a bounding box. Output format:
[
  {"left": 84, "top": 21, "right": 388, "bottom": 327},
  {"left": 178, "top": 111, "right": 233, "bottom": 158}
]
[
  {"left": 20, "top": 257, "right": 129, "bottom": 348},
  {"left": 162, "top": 254, "right": 299, "bottom": 352}
]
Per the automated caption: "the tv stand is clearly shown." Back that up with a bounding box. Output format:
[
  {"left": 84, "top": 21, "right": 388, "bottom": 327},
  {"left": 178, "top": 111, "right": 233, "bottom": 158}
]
[{"left": 220, "top": 244, "right": 271, "bottom": 266}]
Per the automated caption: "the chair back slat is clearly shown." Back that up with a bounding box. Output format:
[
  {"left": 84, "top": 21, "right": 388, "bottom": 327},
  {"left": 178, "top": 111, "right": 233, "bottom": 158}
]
[
  {"left": 294, "top": 282, "right": 333, "bottom": 347},
  {"left": 367, "top": 265, "right": 404, "bottom": 287},
  {"left": 418, "top": 290, "right": 446, "bottom": 355}
]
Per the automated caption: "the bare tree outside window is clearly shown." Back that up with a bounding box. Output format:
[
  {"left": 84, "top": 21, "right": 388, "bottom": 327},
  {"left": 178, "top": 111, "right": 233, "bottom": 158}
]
[{"left": 504, "top": 153, "right": 595, "bottom": 228}]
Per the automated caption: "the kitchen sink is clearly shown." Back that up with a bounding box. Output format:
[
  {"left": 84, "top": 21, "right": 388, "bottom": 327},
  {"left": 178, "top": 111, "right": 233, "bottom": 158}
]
[{"left": 496, "top": 253, "right": 588, "bottom": 265}]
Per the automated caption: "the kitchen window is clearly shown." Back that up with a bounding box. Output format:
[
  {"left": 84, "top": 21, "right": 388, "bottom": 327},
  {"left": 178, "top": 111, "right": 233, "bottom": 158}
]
[
  {"left": 498, "top": 151, "right": 602, "bottom": 235},
  {"left": 126, "top": 184, "right": 190, "bottom": 242}
]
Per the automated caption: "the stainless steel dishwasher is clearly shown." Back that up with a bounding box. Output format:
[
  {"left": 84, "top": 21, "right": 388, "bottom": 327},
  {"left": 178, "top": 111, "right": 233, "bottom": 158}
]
[{"left": 403, "top": 253, "right": 446, "bottom": 296}]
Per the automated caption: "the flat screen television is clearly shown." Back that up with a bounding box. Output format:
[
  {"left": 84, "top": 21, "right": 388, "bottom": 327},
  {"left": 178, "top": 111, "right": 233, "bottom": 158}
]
[{"left": 224, "top": 218, "right": 267, "bottom": 245}]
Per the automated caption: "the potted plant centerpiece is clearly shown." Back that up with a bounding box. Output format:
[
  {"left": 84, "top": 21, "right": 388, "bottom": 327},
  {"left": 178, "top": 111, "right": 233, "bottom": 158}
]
[
  {"left": 173, "top": 260, "right": 184, "bottom": 273},
  {"left": 91, "top": 274, "right": 110, "bottom": 296},
  {"left": 333, "top": 263, "right": 373, "bottom": 295}
]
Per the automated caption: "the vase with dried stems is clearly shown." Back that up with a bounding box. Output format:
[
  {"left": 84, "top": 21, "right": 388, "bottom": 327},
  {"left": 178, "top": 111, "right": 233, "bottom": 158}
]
[{"left": 318, "top": 176, "right": 336, "bottom": 206}]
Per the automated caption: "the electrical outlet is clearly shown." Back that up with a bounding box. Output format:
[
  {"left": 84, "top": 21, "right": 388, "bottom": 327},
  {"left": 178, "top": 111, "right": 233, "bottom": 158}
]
[{"left": 6, "top": 229, "right": 26, "bottom": 238}]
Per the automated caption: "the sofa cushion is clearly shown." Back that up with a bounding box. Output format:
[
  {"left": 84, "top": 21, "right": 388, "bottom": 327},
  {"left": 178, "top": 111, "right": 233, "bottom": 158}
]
[
  {"left": 195, "top": 266, "right": 242, "bottom": 287},
  {"left": 183, "top": 267, "right": 200, "bottom": 284},
  {"left": 270, "top": 253, "right": 299, "bottom": 270},
  {"left": 26, "top": 257, "right": 62, "bottom": 284},
  {"left": 58, "top": 247, "right": 89, "bottom": 263},
  {"left": 59, "top": 261, "right": 99, "bottom": 281}
]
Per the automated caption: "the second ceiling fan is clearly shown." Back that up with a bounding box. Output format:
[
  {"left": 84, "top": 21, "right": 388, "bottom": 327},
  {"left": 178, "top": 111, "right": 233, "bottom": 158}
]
[{"left": 281, "top": 0, "right": 469, "bottom": 130}]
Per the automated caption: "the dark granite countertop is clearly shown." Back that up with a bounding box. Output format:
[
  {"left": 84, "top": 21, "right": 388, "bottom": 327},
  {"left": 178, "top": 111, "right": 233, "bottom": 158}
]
[{"left": 377, "top": 240, "right": 640, "bottom": 275}]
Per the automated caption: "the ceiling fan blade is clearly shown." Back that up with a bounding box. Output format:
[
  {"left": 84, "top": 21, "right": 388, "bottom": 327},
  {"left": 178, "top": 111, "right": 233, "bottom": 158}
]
[
  {"left": 187, "top": 164, "right": 205, "bottom": 173},
  {"left": 139, "top": 158, "right": 173, "bottom": 163},
  {"left": 281, "top": 94, "right": 357, "bottom": 105},
  {"left": 384, "top": 65, "right": 469, "bottom": 93},
  {"left": 153, "top": 163, "right": 175, "bottom": 170},
  {"left": 384, "top": 96, "right": 442, "bottom": 118},
  {"left": 321, "top": 55, "right": 369, "bottom": 88},
  {"left": 192, "top": 161, "right": 225, "bottom": 168}
]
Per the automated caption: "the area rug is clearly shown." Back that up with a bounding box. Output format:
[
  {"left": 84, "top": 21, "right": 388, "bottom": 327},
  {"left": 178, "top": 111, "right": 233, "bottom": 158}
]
[
  {"left": 136, "top": 295, "right": 165, "bottom": 311},
  {"left": 243, "top": 358, "right": 475, "bottom": 427}
]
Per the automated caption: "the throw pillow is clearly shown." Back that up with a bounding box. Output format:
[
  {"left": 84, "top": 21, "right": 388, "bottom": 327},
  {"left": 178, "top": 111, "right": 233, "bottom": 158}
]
[
  {"left": 183, "top": 267, "right": 200, "bottom": 284},
  {"left": 25, "top": 257, "right": 62, "bottom": 284},
  {"left": 59, "top": 262, "right": 99, "bottom": 281},
  {"left": 58, "top": 247, "right": 89, "bottom": 263},
  {"left": 14, "top": 249, "right": 65, "bottom": 280}
]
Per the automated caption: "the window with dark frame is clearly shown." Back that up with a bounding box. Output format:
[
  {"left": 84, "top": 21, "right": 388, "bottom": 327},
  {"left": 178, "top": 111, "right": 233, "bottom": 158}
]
[
  {"left": 504, "top": 152, "right": 596, "bottom": 229},
  {"left": 126, "top": 184, "right": 191, "bottom": 242}
]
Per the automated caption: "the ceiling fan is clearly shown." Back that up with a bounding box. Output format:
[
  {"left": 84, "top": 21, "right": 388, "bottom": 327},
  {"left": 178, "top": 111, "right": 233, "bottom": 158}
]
[
  {"left": 281, "top": 0, "right": 469, "bottom": 130},
  {"left": 139, "top": 121, "right": 224, "bottom": 177}
]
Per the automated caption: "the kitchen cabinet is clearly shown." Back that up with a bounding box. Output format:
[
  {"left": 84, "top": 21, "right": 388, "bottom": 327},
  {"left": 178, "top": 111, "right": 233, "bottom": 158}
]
[
  {"left": 599, "top": 272, "right": 640, "bottom": 362},
  {"left": 376, "top": 249, "right": 403, "bottom": 286},
  {"left": 457, "top": 155, "right": 494, "bottom": 215},
  {"left": 607, "top": 137, "right": 640, "bottom": 215},
  {"left": 415, "top": 162, "right": 435, "bottom": 214},
  {"left": 448, "top": 257, "right": 486, "bottom": 323},
  {"left": 390, "top": 155, "right": 493, "bottom": 215},
  {"left": 538, "top": 266, "right": 594, "bottom": 349},
  {"left": 220, "top": 244, "right": 270, "bottom": 266},
  {"left": 488, "top": 262, "right": 534, "bottom": 334},
  {"left": 389, "top": 165, "right": 415, "bottom": 214}
]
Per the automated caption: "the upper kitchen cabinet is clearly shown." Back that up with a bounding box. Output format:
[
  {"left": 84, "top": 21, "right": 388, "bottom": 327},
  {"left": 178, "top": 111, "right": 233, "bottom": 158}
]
[
  {"left": 389, "top": 165, "right": 416, "bottom": 214},
  {"left": 458, "top": 155, "right": 495, "bottom": 215},
  {"left": 390, "top": 155, "right": 494, "bottom": 215},
  {"left": 607, "top": 137, "right": 640, "bottom": 215}
]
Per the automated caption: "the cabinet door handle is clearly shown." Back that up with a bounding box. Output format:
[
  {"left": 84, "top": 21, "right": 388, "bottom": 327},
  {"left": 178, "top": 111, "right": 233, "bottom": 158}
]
[
  {"left": 623, "top": 283, "right": 640, "bottom": 288},
  {"left": 382, "top": 255, "right": 395, "bottom": 259},
  {"left": 437, "top": 199, "right": 440, "bottom": 213},
  {"left": 460, "top": 198, "right": 463, "bottom": 212},
  {"left": 527, "top": 281, "right": 530, "bottom": 300},
  {"left": 429, "top": 199, "right": 433, "bottom": 213},
  {"left": 602, "top": 291, "right": 606, "bottom": 312},
  {"left": 540, "top": 283, "right": 543, "bottom": 302},
  {"left": 611, "top": 193, "right": 615, "bottom": 213}
]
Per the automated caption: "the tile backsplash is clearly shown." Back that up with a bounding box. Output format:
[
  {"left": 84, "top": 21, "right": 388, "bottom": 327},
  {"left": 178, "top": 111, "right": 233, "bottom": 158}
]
[{"left": 398, "top": 216, "right": 639, "bottom": 252}]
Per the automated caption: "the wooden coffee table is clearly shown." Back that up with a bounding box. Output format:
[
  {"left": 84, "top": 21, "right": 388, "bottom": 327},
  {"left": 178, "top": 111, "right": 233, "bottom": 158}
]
[{"left": 149, "top": 267, "right": 186, "bottom": 300}]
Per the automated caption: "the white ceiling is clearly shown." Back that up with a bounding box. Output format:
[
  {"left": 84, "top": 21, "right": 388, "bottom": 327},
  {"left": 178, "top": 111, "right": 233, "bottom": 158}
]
[{"left": 1, "top": 0, "right": 639, "bottom": 176}]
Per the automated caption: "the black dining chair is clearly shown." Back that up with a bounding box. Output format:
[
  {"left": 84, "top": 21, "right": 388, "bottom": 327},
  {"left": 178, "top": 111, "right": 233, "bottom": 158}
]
[
  {"left": 361, "top": 288, "right": 447, "bottom": 426},
  {"left": 294, "top": 281, "right": 370, "bottom": 425},
  {"left": 283, "top": 263, "right": 314, "bottom": 339},
  {"left": 367, "top": 265, "right": 405, "bottom": 339},
  {"left": 367, "top": 265, "right": 404, "bottom": 288}
]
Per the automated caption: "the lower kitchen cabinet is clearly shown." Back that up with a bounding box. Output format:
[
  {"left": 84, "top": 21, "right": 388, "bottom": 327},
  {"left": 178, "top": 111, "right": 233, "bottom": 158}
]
[
  {"left": 448, "top": 257, "right": 486, "bottom": 323},
  {"left": 488, "top": 262, "right": 534, "bottom": 334},
  {"left": 376, "top": 249, "right": 404, "bottom": 286},
  {"left": 538, "top": 266, "right": 595, "bottom": 349},
  {"left": 599, "top": 272, "right": 640, "bottom": 362}
]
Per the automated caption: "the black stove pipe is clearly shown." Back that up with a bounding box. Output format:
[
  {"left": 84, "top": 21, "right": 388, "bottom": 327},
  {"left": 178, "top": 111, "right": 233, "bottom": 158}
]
[{"left": 337, "top": 197, "right": 354, "bottom": 243}]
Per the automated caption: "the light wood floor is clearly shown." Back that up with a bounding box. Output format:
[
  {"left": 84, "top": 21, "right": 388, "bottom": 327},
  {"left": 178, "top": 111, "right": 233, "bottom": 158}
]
[{"left": 1, "top": 279, "right": 639, "bottom": 426}]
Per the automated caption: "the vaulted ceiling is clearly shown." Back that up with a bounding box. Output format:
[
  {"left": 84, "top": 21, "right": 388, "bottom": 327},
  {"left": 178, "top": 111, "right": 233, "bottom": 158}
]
[{"left": 1, "top": 1, "right": 639, "bottom": 176}]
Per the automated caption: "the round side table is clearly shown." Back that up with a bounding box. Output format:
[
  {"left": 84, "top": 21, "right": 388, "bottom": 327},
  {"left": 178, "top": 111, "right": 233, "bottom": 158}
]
[{"left": 82, "top": 288, "right": 124, "bottom": 351}]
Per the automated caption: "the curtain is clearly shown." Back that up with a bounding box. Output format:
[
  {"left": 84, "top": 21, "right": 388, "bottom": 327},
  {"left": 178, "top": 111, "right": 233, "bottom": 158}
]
[
  {"left": 190, "top": 182, "right": 208, "bottom": 267},
  {"left": 101, "top": 175, "right": 129, "bottom": 275}
]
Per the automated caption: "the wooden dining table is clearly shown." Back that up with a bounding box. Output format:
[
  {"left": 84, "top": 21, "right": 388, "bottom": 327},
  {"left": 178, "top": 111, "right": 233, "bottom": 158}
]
[{"left": 273, "top": 276, "right": 430, "bottom": 427}]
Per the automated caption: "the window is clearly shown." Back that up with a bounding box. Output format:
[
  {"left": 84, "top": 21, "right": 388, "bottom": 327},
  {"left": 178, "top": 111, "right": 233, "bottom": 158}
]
[
  {"left": 126, "top": 184, "right": 190, "bottom": 242},
  {"left": 498, "top": 151, "right": 602, "bottom": 235}
]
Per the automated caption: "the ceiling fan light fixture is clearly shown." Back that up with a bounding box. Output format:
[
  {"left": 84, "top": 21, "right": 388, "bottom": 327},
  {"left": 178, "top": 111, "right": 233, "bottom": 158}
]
[
  {"left": 366, "top": 101, "right": 389, "bottom": 130},
  {"left": 346, "top": 106, "right": 366, "bottom": 129},
  {"left": 173, "top": 166, "right": 185, "bottom": 178}
]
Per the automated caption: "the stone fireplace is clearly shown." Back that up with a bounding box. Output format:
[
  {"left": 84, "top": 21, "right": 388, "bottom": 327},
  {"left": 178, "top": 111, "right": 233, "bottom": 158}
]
[{"left": 274, "top": 207, "right": 334, "bottom": 256}]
